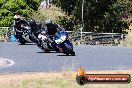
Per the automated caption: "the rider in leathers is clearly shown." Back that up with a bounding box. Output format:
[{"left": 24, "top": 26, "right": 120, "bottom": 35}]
[
  {"left": 45, "top": 19, "right": 65, "bottom": 52},
  {"left": 13, "top": 14, "right": 41, "bottom": 45},
  {"left": 13, "top": 14, "right": 29, "bottom": 39}
]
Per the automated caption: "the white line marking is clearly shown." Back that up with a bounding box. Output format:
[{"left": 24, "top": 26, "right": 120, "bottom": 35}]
[{"left": 0, "top": 58, "right": 15, "bottom": 68}]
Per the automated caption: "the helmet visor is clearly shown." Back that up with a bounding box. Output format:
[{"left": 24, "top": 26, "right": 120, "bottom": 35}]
[{"left": 15, "top": 18, "right": 20, "bottom": 22}]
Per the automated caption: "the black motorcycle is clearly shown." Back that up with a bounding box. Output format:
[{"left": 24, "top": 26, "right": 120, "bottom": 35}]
[
  {"left": 12, "top": 20, "right": 44, "bottom": 45},
  {"left": 13, "top": 23, "right": 32, "bottom": 45},
  {"left": 37, "top": 31, "right": 56, "bottom": 52}
]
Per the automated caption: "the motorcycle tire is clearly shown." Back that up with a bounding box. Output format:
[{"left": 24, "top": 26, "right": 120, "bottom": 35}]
[
  {"left": 45, "top": 49, "right": 50, "bottom": 53},
  {"left": 19, "top": 39, "right": 26, "bottom": 45},
  {"left": 66, "top": 53, "right": 69, "bottom": 56},
  {"left": 64, "top": 43, "right": 75, "bottom": 56},
  {"left": 42, "top": 48, "right": 50, "bottom": 53},
  {"left": 71, "top": 51, "right": 75, "bottom": 56}
]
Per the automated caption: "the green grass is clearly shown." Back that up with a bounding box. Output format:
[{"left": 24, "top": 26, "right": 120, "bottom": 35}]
[
  {"left": 0, "top": 71, "right": 131, "bottom": 88},
  {"left": 2, "top": 77, "right": 132, "bottom": 88}
]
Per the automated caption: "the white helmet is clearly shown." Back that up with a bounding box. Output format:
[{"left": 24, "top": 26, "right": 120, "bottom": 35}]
[{"left": 14, "top": 14, "right": 20, "bottom": 22}]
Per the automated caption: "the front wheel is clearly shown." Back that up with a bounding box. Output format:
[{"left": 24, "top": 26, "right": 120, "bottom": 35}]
[
  {"left": 43, "top": 49, "right": 50, "bottom": 53},
  {"left": 18, "top": 39, "right": 26, "bottom": 45},
  {"left": 63, "top": 43, "right": 75, "bottom": 56},
  {"left": 71, "top": 51, "right": 75, "bottom": 56},
  {"left": 40, "top": 46, "right": 50, "bottom": 53}
]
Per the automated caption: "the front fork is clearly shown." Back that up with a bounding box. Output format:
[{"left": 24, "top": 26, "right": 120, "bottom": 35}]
[{"left": 59, "top": 41, "right": 73, "bottom": 53}]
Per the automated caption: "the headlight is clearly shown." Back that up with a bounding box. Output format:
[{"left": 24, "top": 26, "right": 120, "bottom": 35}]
[
  {"left": 54, "top": 35, "right": 66, "bottom": 44},
  {"left": 60, "top": 36, "right": 66, "bottom": 41}
]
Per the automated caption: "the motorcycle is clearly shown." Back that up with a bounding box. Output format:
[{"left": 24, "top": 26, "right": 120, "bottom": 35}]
[
  {"left": 38, "top": 31, "right": 56, "bottom": 52},
  {"left": 53, "top": 29, "right": 75, "bottom": 56},
  {"left": 38, "top": 28, "right": 75, "bottom": 55},
  {"left": 13, "top": 23, "right": 33, "bottom": 45},
  {"left": 13, "top": 20, "right": 45, "bottom": 45}
]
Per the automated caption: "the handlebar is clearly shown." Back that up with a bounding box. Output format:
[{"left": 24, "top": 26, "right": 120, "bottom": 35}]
[{"left": 21, "top": 25, "right": 31, "bottom": 30}]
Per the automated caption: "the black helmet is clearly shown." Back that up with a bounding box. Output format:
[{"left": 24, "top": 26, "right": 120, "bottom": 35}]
[
  {"left": 45, "top": 19, "right": 53, "bottom": 28},
  {"left": 29, "top": 19, "right": 36, "bottom": 27}
]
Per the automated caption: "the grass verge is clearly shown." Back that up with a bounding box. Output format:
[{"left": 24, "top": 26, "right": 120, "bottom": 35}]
[{"left": 0, "top": 70, "right": 132, "bottom": 88}]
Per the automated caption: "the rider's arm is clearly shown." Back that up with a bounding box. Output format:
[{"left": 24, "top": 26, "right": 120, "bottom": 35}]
[
  {"left": 56, "top": 24, "right": 65, "bottom": 31},
  {"left": 11, "top": 21, "right": 16, "bottom": 32}
]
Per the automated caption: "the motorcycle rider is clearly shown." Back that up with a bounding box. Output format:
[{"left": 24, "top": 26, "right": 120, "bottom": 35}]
[
  {"left": 45, "top": 19, "right": 75, "bottom": 55},
  {"left": 13, "top": 14, "right": 41, "bottom": 45},
  {"left": 45, "top": 19, "right": 64, "bottom": 39},
  {"left": 28, "top": 19, "right": 41, "bottom": 46},
  {"left": 13, "top": 14, "right": 29, "bottom": 38},
  {"left": 45, "top": 19, "right": 65, "bottom": 52}
]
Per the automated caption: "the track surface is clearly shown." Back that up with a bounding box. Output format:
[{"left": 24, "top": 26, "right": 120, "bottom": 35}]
[{"left": 0, "top": 42, "right": 132, "bottom": 72}]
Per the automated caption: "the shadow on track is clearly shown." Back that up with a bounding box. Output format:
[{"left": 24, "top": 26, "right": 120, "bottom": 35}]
[
  {"left": 37, "top": 51, "right": 60, "bottom": 53},
  {"left": 18, "top": 43, "right": 36, "bottom": 45},
  {"left": 57, "top": 54, "right": 76, "bottom": 56}
]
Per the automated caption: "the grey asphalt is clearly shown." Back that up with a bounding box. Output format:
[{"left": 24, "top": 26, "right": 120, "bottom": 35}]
[{"left": 0, "top": 42, "right": 132, "bottom": 73}]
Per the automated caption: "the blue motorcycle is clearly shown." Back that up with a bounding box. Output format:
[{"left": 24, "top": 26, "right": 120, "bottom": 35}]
[{"left": 53, "top": 29, "right": 75, "bottom": 56}]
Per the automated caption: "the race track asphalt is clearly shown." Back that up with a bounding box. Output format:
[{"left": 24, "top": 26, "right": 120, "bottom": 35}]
[{"left": 0, "top": 42, "right": 132, "bottom": 73}]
